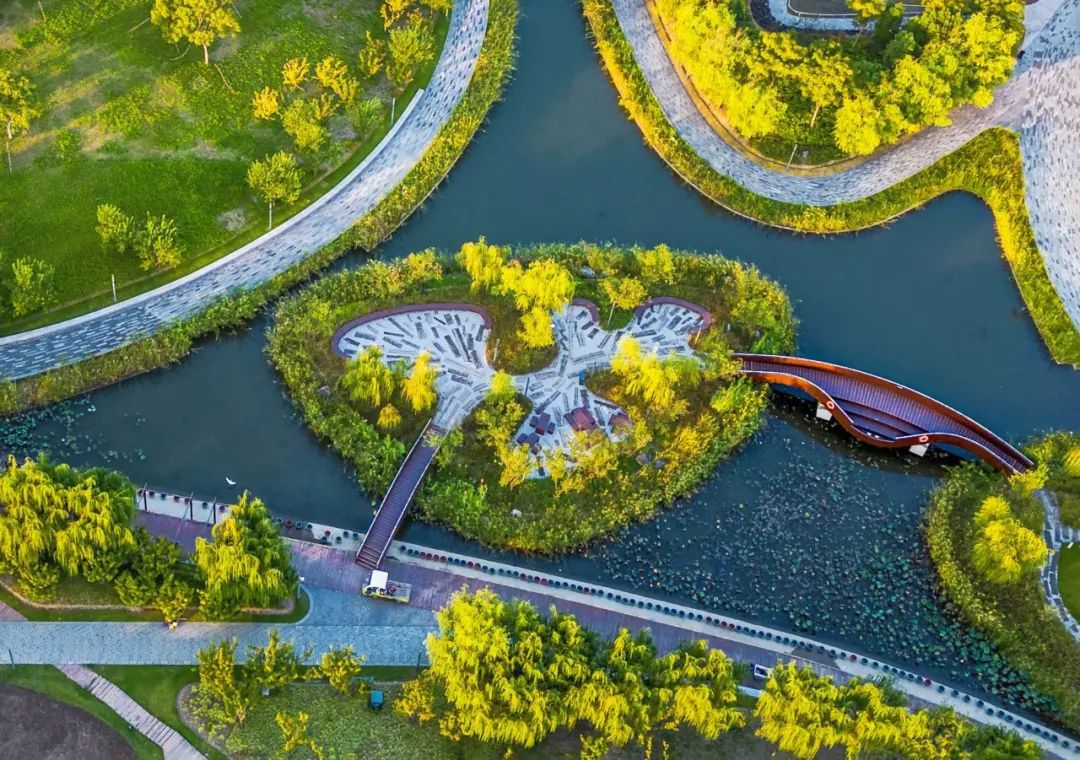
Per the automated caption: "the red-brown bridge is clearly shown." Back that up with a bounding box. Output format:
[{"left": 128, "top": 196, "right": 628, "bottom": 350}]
[{"left": 736, "top": 354, "right": 1033, "bottom": 474}]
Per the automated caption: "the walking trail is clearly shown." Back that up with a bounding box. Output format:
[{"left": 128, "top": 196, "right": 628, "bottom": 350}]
[
  {"left": 612, "top": 0, "right": 1080, "bottom": 328},
  {"left": 0, "top": 0, "right": 490, "bottom": 382}
]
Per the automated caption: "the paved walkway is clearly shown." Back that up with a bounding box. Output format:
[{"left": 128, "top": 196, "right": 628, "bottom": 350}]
[
  {"left": 1038, "top": 489, "right": 1080, "bottom": 640},
  {"left": 0, "top": 0, "right": 490, "bottom": 382},
  {"left": 613, "top": 0, "right": 1080, "bottom": 329},
  {"left": 0, "top": 599, "right": 204, "bottom": 760},
  {"left": 333, "top": 297, "right": 706, "bottom": 466}
]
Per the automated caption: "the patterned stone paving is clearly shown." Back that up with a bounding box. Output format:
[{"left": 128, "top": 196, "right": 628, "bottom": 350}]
[
  {"left": 333, "top": 298, "right": 707, "bottom": 465},
  {"left": 614, "top": 0, "right": 1080, "bottom": 330},
  {"left": 1037, "top": 489, "right": 1080, "bottom": 641},
  {"left": 0, "top": 0, "right": 490, "bottom": 382}
]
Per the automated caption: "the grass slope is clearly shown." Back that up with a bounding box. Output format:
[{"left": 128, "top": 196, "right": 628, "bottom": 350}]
[
  {"left": 0, "top": 0, "right": 448, "bottom": 332},
  {"left": 0, "top": 0, "right": 518, "bottom": 415}
]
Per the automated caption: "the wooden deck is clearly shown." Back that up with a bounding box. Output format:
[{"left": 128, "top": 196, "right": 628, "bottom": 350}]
[
  {"left": 355, "top": 422, "right": 444, "bottom": 569},
  {"left": 738, "top": 354, "right": 1033, "bottom": 474}
]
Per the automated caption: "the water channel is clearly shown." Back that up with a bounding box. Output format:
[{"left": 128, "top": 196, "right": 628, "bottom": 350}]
[{"left": 5, "top": 0, "right": 1080, "bottom": 718}]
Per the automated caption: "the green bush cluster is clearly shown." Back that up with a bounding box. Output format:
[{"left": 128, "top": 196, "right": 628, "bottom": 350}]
[
  {"left": 925, "top": 432, "right": 1080, "bottom": 731},
  {"left": 0, "top": 0, "right": 518, "bottom": 416},
  {"left": 267, "top": 243, "right": 795, "bottom": 551},
  {"left": 580, "top": 0, "right": 1080, "bottom": 366},
  {"left": 0, "top": 455, "right": 296, "bottom": 620}
]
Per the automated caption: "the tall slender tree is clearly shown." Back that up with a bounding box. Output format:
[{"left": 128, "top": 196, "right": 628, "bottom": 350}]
[
  {"left": 0, "top": 69, "right": 39, "bottom": 172},
  {"left": 151, "top": 0, "right": 241, "bottom": 65},
  {"left": 247, "top": 152, "right": 303, "bottom": 230}
]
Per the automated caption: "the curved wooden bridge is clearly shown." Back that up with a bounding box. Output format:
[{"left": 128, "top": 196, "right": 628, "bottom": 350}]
[{"left": 736, "top": 354, "right": 1033, "bottom": 474}]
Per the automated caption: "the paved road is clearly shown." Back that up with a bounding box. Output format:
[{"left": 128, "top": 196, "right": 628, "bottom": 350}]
[
  {"left": 614, "top": 0, "right": 1080, "bottom": 329},
  {"left": 0, "top": 0, "right": 490, "bottom": 382}
]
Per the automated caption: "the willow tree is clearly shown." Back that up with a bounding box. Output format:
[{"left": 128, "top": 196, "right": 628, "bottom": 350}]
[
  {"left": 570, "top": 631, "right": 744, "bottom": 757},
  {"left": 0, "top": 456, "right": 136, "bottom": 600},
  {"left": 341, "top": 345, "right": 395, "bottom": 409},
  {"left": 409, "top": 589, "right": 596, "bottom": 749},
  {"left": 402, "top": 351, "right": 438, "bottom": 413},
  {"left": 456, "top": 238, "right": 506, "bottom": 293},
  {"left": 193, "top": 493, "right": 297, "bottom": 618}
]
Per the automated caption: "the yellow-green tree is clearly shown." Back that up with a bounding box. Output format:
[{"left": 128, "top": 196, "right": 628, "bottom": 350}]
[
  {"left": 377, "top": 403, "right": 402, "bottom": 430},
  {"left": 276, "top": 712, "right": 321, "bottom": 758},
  {"left": 601, "top": 276, "right": 647, "bottom": 325},
  {"left": 519, "top": 306, "right": 554, "bottom": 349},
  {"left": 190, "top": 638, "right": 255, "bottom": 735},
  {"left": 488, "top": 370, "right": 516, "bottom": 403},
  {"left": 0, "top": 68, "right": 39, "bottom": 172},
  {"left": 972, "top": 516, "right": 1046, "bottom": 584},
  {"left": 0, "top": 456, "right": 136, "bottom": 600},
  {"left": 635, "top": 244, "right": 676, "bottom": 288},
  {"left": 456, "top": 238, "right": 506, "bottom": 292},
  {"left": 409, "top": 589, "right": 595, "bottom": 749},
  {"left": 246, "top": 629, "right": 312, "bottom": 693},
  {"left": 498, "top": 443, "right": 535, "bottom": 489},
  {"left": 150, "top": 0, "right": 240, "bottom": 66},
  {"left": 502, "top": 258, "right": 575, "bottom": 314},
  {"left": 341, "top": 346, "right": 395, "bottom": 409},
  {"left": 387, "top": 14, "right": 436, "bottom": 94},
  {"left": 402, "top": 351, "right": 438, "bottom": 413},
  {"left": 193, "top": 493, "right": 298, "bottom": 618},
  {"left": 247, "top": 151, "right": 303, "bottom": 230},
  {"left": 571, "top": 631, "right": 744, "bottom": 757}
]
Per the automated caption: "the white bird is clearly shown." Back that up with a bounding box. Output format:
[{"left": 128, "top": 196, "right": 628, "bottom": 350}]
[{"left": 225, "top": 477, "right": 236, "bottom": 486}]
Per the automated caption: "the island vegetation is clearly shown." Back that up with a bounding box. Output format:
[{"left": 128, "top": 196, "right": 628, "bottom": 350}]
[
  {"left": 654, "top": 0, "right": 1022, "bottom": 162},
  {"left": 0, "top": 0, "right": 517, "bottom": 417},
  {"left": 581, "top": 0, "right": 1080, "bottom": 367},
  {"left": 268, "top": 241, "right": 796, "bottom": 551},
  {"left": 926, "top": 432, "right": 1080, "bottom": 733},
  {"left": 0, "top": 455, "right": 297, "bottom": 621},
  {"left": 0, "top": 0, "right": 450, "bottom": 331}
]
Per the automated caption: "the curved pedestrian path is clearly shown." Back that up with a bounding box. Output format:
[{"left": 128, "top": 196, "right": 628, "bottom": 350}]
[
  {"left": 1038, "top": 489, "right": 1080, "bottom": 641},
  {"left": 611, "top": 0, "right": 1080, "bottom": 328},
  {"left": 0, "top": 0, "right": 490, "bottom": 382}
]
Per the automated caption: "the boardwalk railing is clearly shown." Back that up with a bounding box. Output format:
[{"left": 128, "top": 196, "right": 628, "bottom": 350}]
[
  {"left": 737, "top": 354, "right": 1034, "bottom": 474},
  {"left": 355, "top": 420, "right": 444, "bottom": 569}
]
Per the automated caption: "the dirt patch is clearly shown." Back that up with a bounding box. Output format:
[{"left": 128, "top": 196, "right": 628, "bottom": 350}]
[
  {"left": 0, "top": 683, "right": 137, "bottom": 760},
  {"left": 218, "top": 207, "right": 249, "bottom": 232}
]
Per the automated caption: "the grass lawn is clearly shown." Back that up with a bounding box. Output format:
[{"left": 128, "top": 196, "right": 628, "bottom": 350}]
[
  {"left": 92, "top": 665, "right": 224, "bottom": 760},
  {"left": 0, "top": 575, "right": 310, "bottom": 623},
  {"left": 0, "top": 0, "right": 449, "bottom": 333},
  {"left": 1060, "top": 544, "right": 1080, "bottom": 622},
  {"left": 0, "top": 664, "right": 163, "bottom": 760}
]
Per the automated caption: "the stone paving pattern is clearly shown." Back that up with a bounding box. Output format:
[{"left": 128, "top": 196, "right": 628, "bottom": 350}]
[
  {"left": 334, "top": 298, "right": 705, "bottom": 466},
  {"left": 1038, "top": 489, "right": 1080, "bottom": 640},
  {"left": 0, "top": 0, "right": 489, "bottom": 382},
  {"left": 614, "top": 0, "right": 1080, "bottom": 329}
]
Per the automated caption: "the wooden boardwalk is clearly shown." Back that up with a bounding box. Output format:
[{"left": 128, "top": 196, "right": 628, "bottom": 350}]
[
  {"left": 738, "top": 354, "right": 1034, "bottom": 474},
  {"left": 57, "top": 665, "right": 205, "bottom": 760},
  {"left": 355, "top": 422, "right": 443, "bottom": 569}
]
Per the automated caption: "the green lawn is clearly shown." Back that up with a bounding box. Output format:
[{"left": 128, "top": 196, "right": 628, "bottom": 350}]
[
  {"left": 0, "top": 0, "right": 449, "bottom": 333},
  {"left": 0, "top": 575, "right": 310, "bottom": 623},
  {"left": 1060, "top": 544, "right": 1080, "bottom": 622},
  {"left": 91, "top": 665, "right": 224, "bottom": 760},
  {"left": 217, "top": 681, "right": 780, "bottom": 759},
  {"left": 0, "top": 665, "right": 163, "bottom": 760}
]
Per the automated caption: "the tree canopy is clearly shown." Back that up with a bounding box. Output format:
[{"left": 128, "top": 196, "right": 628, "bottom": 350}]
[
  {"left": 657, "top": 0, "right": 1023, "bottom": 158},
  {"left": 193, "top": 493, "right": 298, "bottom": 618},
  {"left": 150, "top": 0, "right": 241, "bottom": 65}
]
